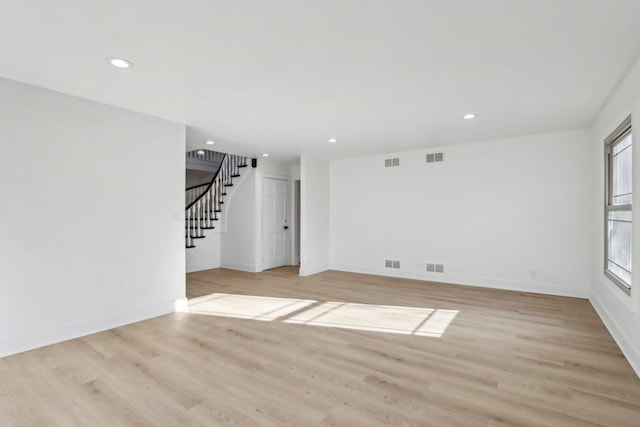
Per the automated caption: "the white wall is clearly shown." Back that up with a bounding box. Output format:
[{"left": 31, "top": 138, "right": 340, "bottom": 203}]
[
  {"left": 300, "top": 156, "right": 330, "bottom": 276},
  {"left": 330, "top": 129, "right": 592, "bottom": 297},
  {"left": 589, "top": 55, "right": 640, "bottom": 377},
  {"left": 186, "top": 231, "right": 221, "bottom": 273},
  {"left": 291, "top": 163, "right": 301, "bottom": 180},
  {"left": 221, "top": 167, "right": 258, "bottom": 272},
  {"left": 0, "top": 78, "right": 185, "bottom": 358}
]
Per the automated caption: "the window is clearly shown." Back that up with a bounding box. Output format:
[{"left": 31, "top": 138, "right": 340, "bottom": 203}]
[{"left": 605, "top": 116, "right": 632, "bottom": 294}]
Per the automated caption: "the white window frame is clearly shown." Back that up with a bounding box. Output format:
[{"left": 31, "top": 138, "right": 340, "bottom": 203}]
[{"left": 604, "top": 115, "right": 632, "bottom": 295}]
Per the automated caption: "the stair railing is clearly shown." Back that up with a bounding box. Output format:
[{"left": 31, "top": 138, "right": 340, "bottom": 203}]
[
  {"left": 185, "top": 150, "right": 225, "bottom": 206},
  {"left": 185, "top": 153, "right": 248, "bottom": 248},
  {"left": 186, "top": 183, "right": 208, "bottom": 207}
]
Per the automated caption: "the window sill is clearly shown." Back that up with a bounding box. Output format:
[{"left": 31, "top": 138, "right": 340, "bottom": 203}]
[{"left": 604, "top": 270, "right": 632, "bottom": 296}]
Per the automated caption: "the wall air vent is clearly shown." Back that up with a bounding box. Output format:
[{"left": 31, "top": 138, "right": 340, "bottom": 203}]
[
  {"left": 385, "top": 158, "right": 400, "bottom": 167},
  {"left": 426, "top": 152, "right": 444, "bottom": 163},
  {"left": 427, "top": 263, "right": 444, "bottom": 273},
  {"left": 385, "top": 259, "right": 400, "bottom": 269}
]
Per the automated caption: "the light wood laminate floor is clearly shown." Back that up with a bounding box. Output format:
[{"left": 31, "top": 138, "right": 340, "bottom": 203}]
[{"left": 2, "top": 267, "right": 640, "bottom": 426}]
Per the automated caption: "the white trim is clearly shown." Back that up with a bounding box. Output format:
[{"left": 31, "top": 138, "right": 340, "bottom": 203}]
[
  {"left": 299, "top": 263, "right": 330, "bottom": 277},
  {"left": 291, "top": 179, "right": 301, "bottom": 266},
  {"left": 595, "top": 274, "right": 635, "bottom": 312},
  {"left": 186, "top": 261, "right": 221, "bottom": 273},
  {"left": 221, "top": 262, "right": 261, "bottom": 273},
  {"left": 174, "top": 298, "right": 188, "bottom": 312},
  {"left": 330, "top": 264, "right": 589, "bottom": 299},
  {"left": 259, "top": 172, "right": 291, "bottom": 180},
  {"left": 590, "top": 293, "right": 640, "bottom": 379},
  {"left": 0, "top": 299, "right": 179, "bottom": 359}
]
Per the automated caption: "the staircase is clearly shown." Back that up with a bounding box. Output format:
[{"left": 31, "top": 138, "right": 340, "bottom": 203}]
[{"left": 185, "top": 151, "right": 248, "bottom": 248}]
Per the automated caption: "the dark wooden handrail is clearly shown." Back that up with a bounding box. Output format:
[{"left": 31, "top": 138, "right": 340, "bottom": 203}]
[
  {"left": 186, "top": 154, "right": 226, "bottom": 211},
  {"left": 186, "top": 182, "right": 210, "bottom": 191}
]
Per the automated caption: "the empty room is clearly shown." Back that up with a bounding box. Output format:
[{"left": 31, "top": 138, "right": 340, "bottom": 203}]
[{"left": 2, "top": 1, "right": 640, "bottom": 426}]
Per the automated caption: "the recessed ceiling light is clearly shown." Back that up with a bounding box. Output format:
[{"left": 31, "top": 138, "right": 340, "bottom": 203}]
[
  {"left": 463, "top": 113, "right": 477, "bottom": 120},
  {"left": 261, "top": 153, "right": 269, "bottom": 157},
  {"left": 196, "top": 150, "right": 205, "bottom": 155},
  {"left": 108, "top": 57, "right": 133, "bottom": 69},
  {"left": 328, "top": 138, "right": 337, "bottom": 143},
  {"left": 205, "top": 140, "right": 215, "bottom": 145}
]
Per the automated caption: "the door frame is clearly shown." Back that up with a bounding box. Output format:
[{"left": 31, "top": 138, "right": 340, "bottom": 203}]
[
  {"left": 293, "top": 179, "right": 301, "bottom": 266},
  {"left": 257, "top": 172, "right": 292, "bottom": 272}
]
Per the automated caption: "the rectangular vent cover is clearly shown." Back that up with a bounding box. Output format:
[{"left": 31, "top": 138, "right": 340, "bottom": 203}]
[
  {"left": 427, "top": 263, "right": 444, "bottom": 273},
  {"left": 426, "top": 152, "right": 444, "bottom": 163},
  {"left": 385, "top": 259, "right": 400, "bottom": 269},
  {"left": 385, "top": 158, "right": 400, "bottom": 167}
]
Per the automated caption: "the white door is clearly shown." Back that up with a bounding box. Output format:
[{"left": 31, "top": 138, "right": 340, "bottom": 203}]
[{"left": 262, "top": 177, "right": 289, "bottom": 270}]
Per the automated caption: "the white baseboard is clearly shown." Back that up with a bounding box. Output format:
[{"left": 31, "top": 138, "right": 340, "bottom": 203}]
[
  {"left": 329, "top": 264, "right": 589, "bottom": 299},
  {"left": 186, "top": 261, "right": 221, "bottom": 273},
  {"left": 0, "top": 299, "right": 179, "bottom": 359},
  {"left": 221, "top": 262, "right": 260, "bottom": 273},
  {"left": 590, "top": 295, "right": 640, "bottom": 379},
  {"left": 174, "top": 298, "right": 188, "bottom": 312},
  {"left": 299, "top": 263, "right": 329, "bottom": 277}
]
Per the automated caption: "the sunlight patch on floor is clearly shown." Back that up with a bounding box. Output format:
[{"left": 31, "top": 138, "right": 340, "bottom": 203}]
[
  {"left": 284, "top": 302, "right": 458, "bottom": 337},
  {"left": 187, "top": 293, "right": 458, "bottom": 337},
  {"left": 187, "top": 293, "right": 317, "bottom": 321}
]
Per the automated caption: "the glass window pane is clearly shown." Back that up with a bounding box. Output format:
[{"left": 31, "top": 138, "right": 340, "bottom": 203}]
[
  {"left": 608, "top": 261, "right": 631, "bottom": 286},
  {"left": 611, "top": 136, "right": 632, "bottom": 205},
  {"left": 612, "top": 133, "right": 632, "bottom": 154},
  {"left": 607, "top": 210, "right": 632, "bottom": 286},
  {"left": 606, "top": 121, "right": 632, "bottom": 291}
]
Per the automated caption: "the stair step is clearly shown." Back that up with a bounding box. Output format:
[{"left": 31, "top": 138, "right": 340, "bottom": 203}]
[
  {"left": 186, "top": 245, "right": 196, "bottom": 249},
  {"left": 214, "top": 209, "right": 221, "bottom": 213},
  {"left": 224, "top": 184, "right": 233, "bottom": 187},
  {"left": 190, "top": 235, "right": 206, "bottom": 239},
  {"left": 238, "top": 165, "right": 248, "bottom": 168},
  {"left": 231, "top": 174, "right": 240, "bottom": 178}
]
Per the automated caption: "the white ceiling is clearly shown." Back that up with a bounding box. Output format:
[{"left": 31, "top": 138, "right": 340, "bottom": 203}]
[{"left": 1, "top": 1, "right": 640, "bottom": 162}]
